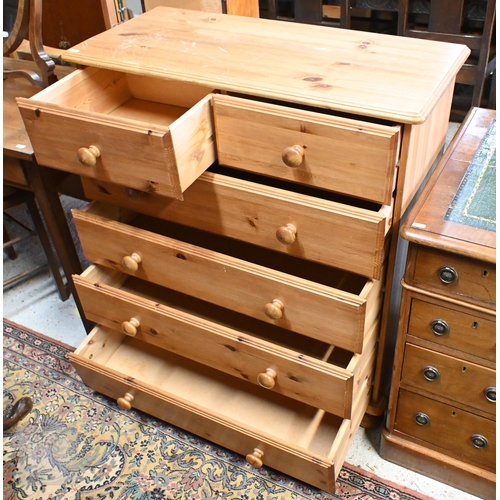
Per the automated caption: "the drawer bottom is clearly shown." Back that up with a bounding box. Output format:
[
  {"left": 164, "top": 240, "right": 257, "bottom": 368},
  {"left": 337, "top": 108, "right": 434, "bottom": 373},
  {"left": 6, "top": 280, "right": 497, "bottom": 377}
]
[{"left": 69, "top": 326, "right": 372, "bottom": 492}]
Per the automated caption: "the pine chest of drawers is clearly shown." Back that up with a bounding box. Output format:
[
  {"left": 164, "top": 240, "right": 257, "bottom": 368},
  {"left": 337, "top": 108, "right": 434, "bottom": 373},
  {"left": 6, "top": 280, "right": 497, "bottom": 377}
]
[
  {"left": 17, "top": 7, "right": 469, "bottom": 492},
  {"left": 380, "top": 108, "right": 496, "bottom": 499}
]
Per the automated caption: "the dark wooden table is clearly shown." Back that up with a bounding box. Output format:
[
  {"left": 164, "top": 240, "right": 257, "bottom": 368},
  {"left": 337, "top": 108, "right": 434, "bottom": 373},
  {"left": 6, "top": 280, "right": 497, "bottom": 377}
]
[{"left": 4, "top": 58, "right": 93, "bottom": 333}]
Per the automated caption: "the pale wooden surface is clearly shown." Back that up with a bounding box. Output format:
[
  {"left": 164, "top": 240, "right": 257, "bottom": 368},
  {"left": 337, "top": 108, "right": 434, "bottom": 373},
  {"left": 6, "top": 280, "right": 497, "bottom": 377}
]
[
  {"left": 80, "top": 169, "right": 389, "bottom": 279},
  {"left": 62, "top": 7, "right": 470, "bottom": 124},
  {"left": 72, "top": 203, "right": 379, "bottom": 353},
  {"left": 73, "top": 264, "right": 379, "bottom": 418}
]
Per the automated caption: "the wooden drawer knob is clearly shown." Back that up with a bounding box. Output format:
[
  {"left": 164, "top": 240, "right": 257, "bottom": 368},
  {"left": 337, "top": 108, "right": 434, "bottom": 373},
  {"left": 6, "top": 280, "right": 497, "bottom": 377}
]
[
  {"left": 282, "top": 145, "right": 304, "bottom": 167},
  {"left": 264, "top": 299, "right": 284, "bottom": 320},
  {"left": 246, "top": 448, "right": 264, "bottom": 468},
  {"left": 77, "top": 145, "right": 101, "bottom": 167},
  {"left": 122, "top": 252, "right": 142, "bottom": 272},
  {"left": 276, "top": 223, "right": 297, "bottom": 245},
  {"left": 121, "top": 317, "right": 140, "bottom": 336},
  {"left": 257, "top": 368, "right": 277, "bottom": 389},
  {"left": 117, "top": 392, "right": 134, "bottom": 410}
]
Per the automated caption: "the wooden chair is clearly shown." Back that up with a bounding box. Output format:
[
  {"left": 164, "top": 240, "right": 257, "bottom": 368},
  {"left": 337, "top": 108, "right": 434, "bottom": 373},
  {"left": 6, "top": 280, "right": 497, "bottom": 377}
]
[
  {"left": 141, "top": 0, "right": 260, "bottom": 17},
  {"left": 398, "top": 0, "right": 496, "bottom": 113}
]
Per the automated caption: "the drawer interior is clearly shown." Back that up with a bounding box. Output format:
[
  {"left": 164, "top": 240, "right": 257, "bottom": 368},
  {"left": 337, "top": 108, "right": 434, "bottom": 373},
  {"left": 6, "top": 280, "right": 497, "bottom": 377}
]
[
  {"left": 118, "top": 210, "right": 370, "bottom": 294},
  {"left": 33, "top": 67, "right": 214, "bottom": 129},
  {"left": 75, "top": 326, "right": 345, "bottom": 456},
  {"left": 84, "top": 264, "right": 355, "bottom": 369}
]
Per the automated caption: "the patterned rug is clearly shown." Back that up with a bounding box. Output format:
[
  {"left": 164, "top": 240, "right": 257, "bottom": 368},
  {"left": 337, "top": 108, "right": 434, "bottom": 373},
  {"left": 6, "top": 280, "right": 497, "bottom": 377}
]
[{"left": 3, "top": 320, "right": 432, "bottom": 500}]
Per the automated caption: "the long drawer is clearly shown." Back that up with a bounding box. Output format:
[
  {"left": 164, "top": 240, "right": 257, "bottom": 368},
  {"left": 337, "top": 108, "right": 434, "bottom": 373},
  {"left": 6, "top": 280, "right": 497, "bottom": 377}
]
[
  {"left": 401, "top": 344, "right": 496, "bottom": 416},
  {"left": 73, "top": 203, "right": 384, "bottom": 353},
  {"left": 394, "top": 389, "right": 495, "bottom": 471},
  {"left": 69, "top": 325, "right": 373, "bottom": 493},
  {"left": 17, "top": 67, "right": 216, "bottom": 200},
  {"left": 81, "top": 165, "right": 391, "bottom": 279},
  {"left": 73, "top": 264, "right": 378, "bottom": 418},
  {"left": 213, "top": 94, "right": 401, "bottom": 205}
]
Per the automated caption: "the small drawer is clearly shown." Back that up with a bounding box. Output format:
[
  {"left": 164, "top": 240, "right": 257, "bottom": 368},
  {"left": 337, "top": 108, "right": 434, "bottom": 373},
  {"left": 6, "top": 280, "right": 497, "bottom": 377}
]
[
  {"left": 73, "top": 203, "right": 384, "bottom": 353},
  {"left": 81, "top": 164, "right": 392, "bottom": 279},
  {"left": 213, "top": 94, "right": 401, "bottom": 205},
  {"left": 69, "top": 325, "right": 373, "bottom": 493},
  {"left": 395, "top": 389, "right": 495, "bottom": 471},
  {"left": 17, "top": 67, "right": 216, "bottom": 200},
  {"left": 73, "top": 264, "right": 378, "bottom": 418},
  {"left": 408, "top": 297, "right": 496, "bottom": 362},
  {"left": 401, "top": 344, "right": 496, "bottom": 416},
  {"left": 407, "top": 247, "right": 496, "bottom": 307}
]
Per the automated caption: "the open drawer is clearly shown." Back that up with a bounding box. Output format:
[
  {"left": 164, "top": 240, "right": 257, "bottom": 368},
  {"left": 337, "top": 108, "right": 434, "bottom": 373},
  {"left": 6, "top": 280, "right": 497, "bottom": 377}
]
[
  {"left": 69, "top": 325, "right": 373, "bottom": 493},
  {"left": 74, "top": 264, "right": 378, "bottom": 418},
  {"left": 72, "top": 203, "right": 385, "bottom": 353},
  {"left": 213, "top": 93, "right": 401, "bottom": 205},
  {"left": 81, "top": 163, "right": 392, "bottom": 279},
  {"left": 16, "top": 67, "right": 216, "bottom": 200}
]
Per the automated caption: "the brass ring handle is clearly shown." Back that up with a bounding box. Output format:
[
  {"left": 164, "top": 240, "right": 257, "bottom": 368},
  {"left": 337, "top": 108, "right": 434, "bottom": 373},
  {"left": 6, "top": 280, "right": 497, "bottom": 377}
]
[
  {"left": 122, "top": 253, "right": 142, "bottom": 272},
  {"left": 117, "top": 392, "right": 134, "bottom": 410},
  {"left": 77, "top": 145, "right": 101, "bottom": 167},
  {"left": 121, "top": 317, "right": 140, "bottom": 336},
  {"left": 276, "top": 223, "right": 297, "bottom": 245},
  {"left": 264, "top": 299, "right": 284, "bottom": 320},
  {"left": 246, "top": 448, "right": 264, "bottom": 468},
  {"left": 257, "top": 368, "right": 277, "bottom": 389},
  {"left": 281, "top": 145, "right": 304, "bottom": 167}
]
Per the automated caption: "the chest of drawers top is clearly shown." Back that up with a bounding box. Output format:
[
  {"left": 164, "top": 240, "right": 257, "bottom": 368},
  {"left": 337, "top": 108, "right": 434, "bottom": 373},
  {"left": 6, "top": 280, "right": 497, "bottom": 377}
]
[{"left": 61, "top": 6, "right": 469, "bottom": 124}]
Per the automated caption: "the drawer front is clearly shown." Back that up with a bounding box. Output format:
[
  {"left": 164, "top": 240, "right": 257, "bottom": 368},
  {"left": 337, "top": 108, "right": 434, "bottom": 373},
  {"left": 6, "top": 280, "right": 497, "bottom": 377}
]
[
  {"left": 69, "top": 326, "right": 373, "bottom": 493},
  {"left": 17, "top": 67, "right": 216, "bottom": 200},
  {"left": 213, "top": 94, "right": 401, "bottom": 205},
  {"left": 73, "top": 205, "right": 383, "bottom": 353},
  {"left": 395, "top": 390, "right": 495, "bottom": 471},
  {"left": 401, "top": 344, "right": 496, "bottom": 416},
  {"left": 81, "top": 169, "right": 390, "bottom": 279},
  {"left": 408, "top": 298, "right": 496, "bottom": 362},
  {"left": 409, "top": 247, "right": 496, "bottom": 306},
  {"left": 73, "top": 265, "right": 378, "bottom": 418}
]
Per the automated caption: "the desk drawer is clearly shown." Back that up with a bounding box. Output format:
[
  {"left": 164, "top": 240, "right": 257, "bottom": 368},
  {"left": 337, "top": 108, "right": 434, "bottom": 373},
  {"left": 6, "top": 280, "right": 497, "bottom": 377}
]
[
  {"left": 401, "top": 344, "right": 496, "bottom": 416},
  {"left": 408, "top": 247, "right": 496, "bottom": 307},
  {"left": 17, "top": 67, "right": 216, "bottom": 200},
  {"left": 81, "top": 165, "right": 391, "bottom": 279},
  {"left": 407, "top": 297, "right": 496, "bottom": 362},
  {"left": 395, "top": 389, "right": 495, "bottom": 471},
  {"left": 69, "top": 325, "right": 373, "bottom": 493},
  {"left": 73, "top": 203, "right": 384, "bottom": 353},
  {"left": 213, "top": 94, "right": 401, "bottom": 205},
  {"left": 73, "top": 265, "right": 378, "bottom": 418}
]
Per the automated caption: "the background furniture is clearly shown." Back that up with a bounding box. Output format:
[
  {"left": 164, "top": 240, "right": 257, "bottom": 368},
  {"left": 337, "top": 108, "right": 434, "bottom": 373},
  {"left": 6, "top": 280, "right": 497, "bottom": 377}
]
[
  {"left": 17, "top": 7, "right": 468, "bottom": 492},
  {"left": 263, "top": 0, "right": 495, "bottom": 119},
  {"left": 380, "top": 107, "right": 496, "bottom": 499},
  {"left": 142, "top": 0, "right": 259, "bottom": 16}
]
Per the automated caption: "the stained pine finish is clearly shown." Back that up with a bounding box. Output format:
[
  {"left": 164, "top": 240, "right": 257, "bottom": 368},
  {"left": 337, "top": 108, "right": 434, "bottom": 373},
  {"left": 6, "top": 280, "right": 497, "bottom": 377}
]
[{"left": 382, "top": 108, "right": 497, "bottom": 500}]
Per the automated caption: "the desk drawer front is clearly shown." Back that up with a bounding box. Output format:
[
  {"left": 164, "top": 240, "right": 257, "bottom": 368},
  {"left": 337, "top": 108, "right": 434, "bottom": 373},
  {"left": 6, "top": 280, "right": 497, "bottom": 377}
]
[
  {"left": 73, "top": 204, "right": 382, "bottom": 353},
  {"left": 408, "top": 247, "right": 496, "bottom": 306},
  {"left": 395, "top": 390, "right": 495, "bottom": 471},
  {"left": 74, "top": 265, "right": 378, "bottom": 418},
  {"left": 213, "top": 94, "right": 400, "bottom": 205},
  {"left": 81, "top": 167, "right": 390, "bottom": 279},
  {"left": 408, "top": 298, "right": 496, "bottom": 362},
  {"left": 401, "top": 344, "right": 496, "bottom": 416},
  {"left": 69, "top": 326, "right": 372, "bottom": 493},
  {"left": 17, "top": 67, "right": 216, "bottom": 200}
]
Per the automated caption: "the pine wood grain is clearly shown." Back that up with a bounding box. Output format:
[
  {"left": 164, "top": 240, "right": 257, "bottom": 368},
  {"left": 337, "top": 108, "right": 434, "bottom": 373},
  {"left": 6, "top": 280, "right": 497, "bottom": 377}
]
[{"left": 61, "top": 7, "right": 470, "bottom": 124}]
